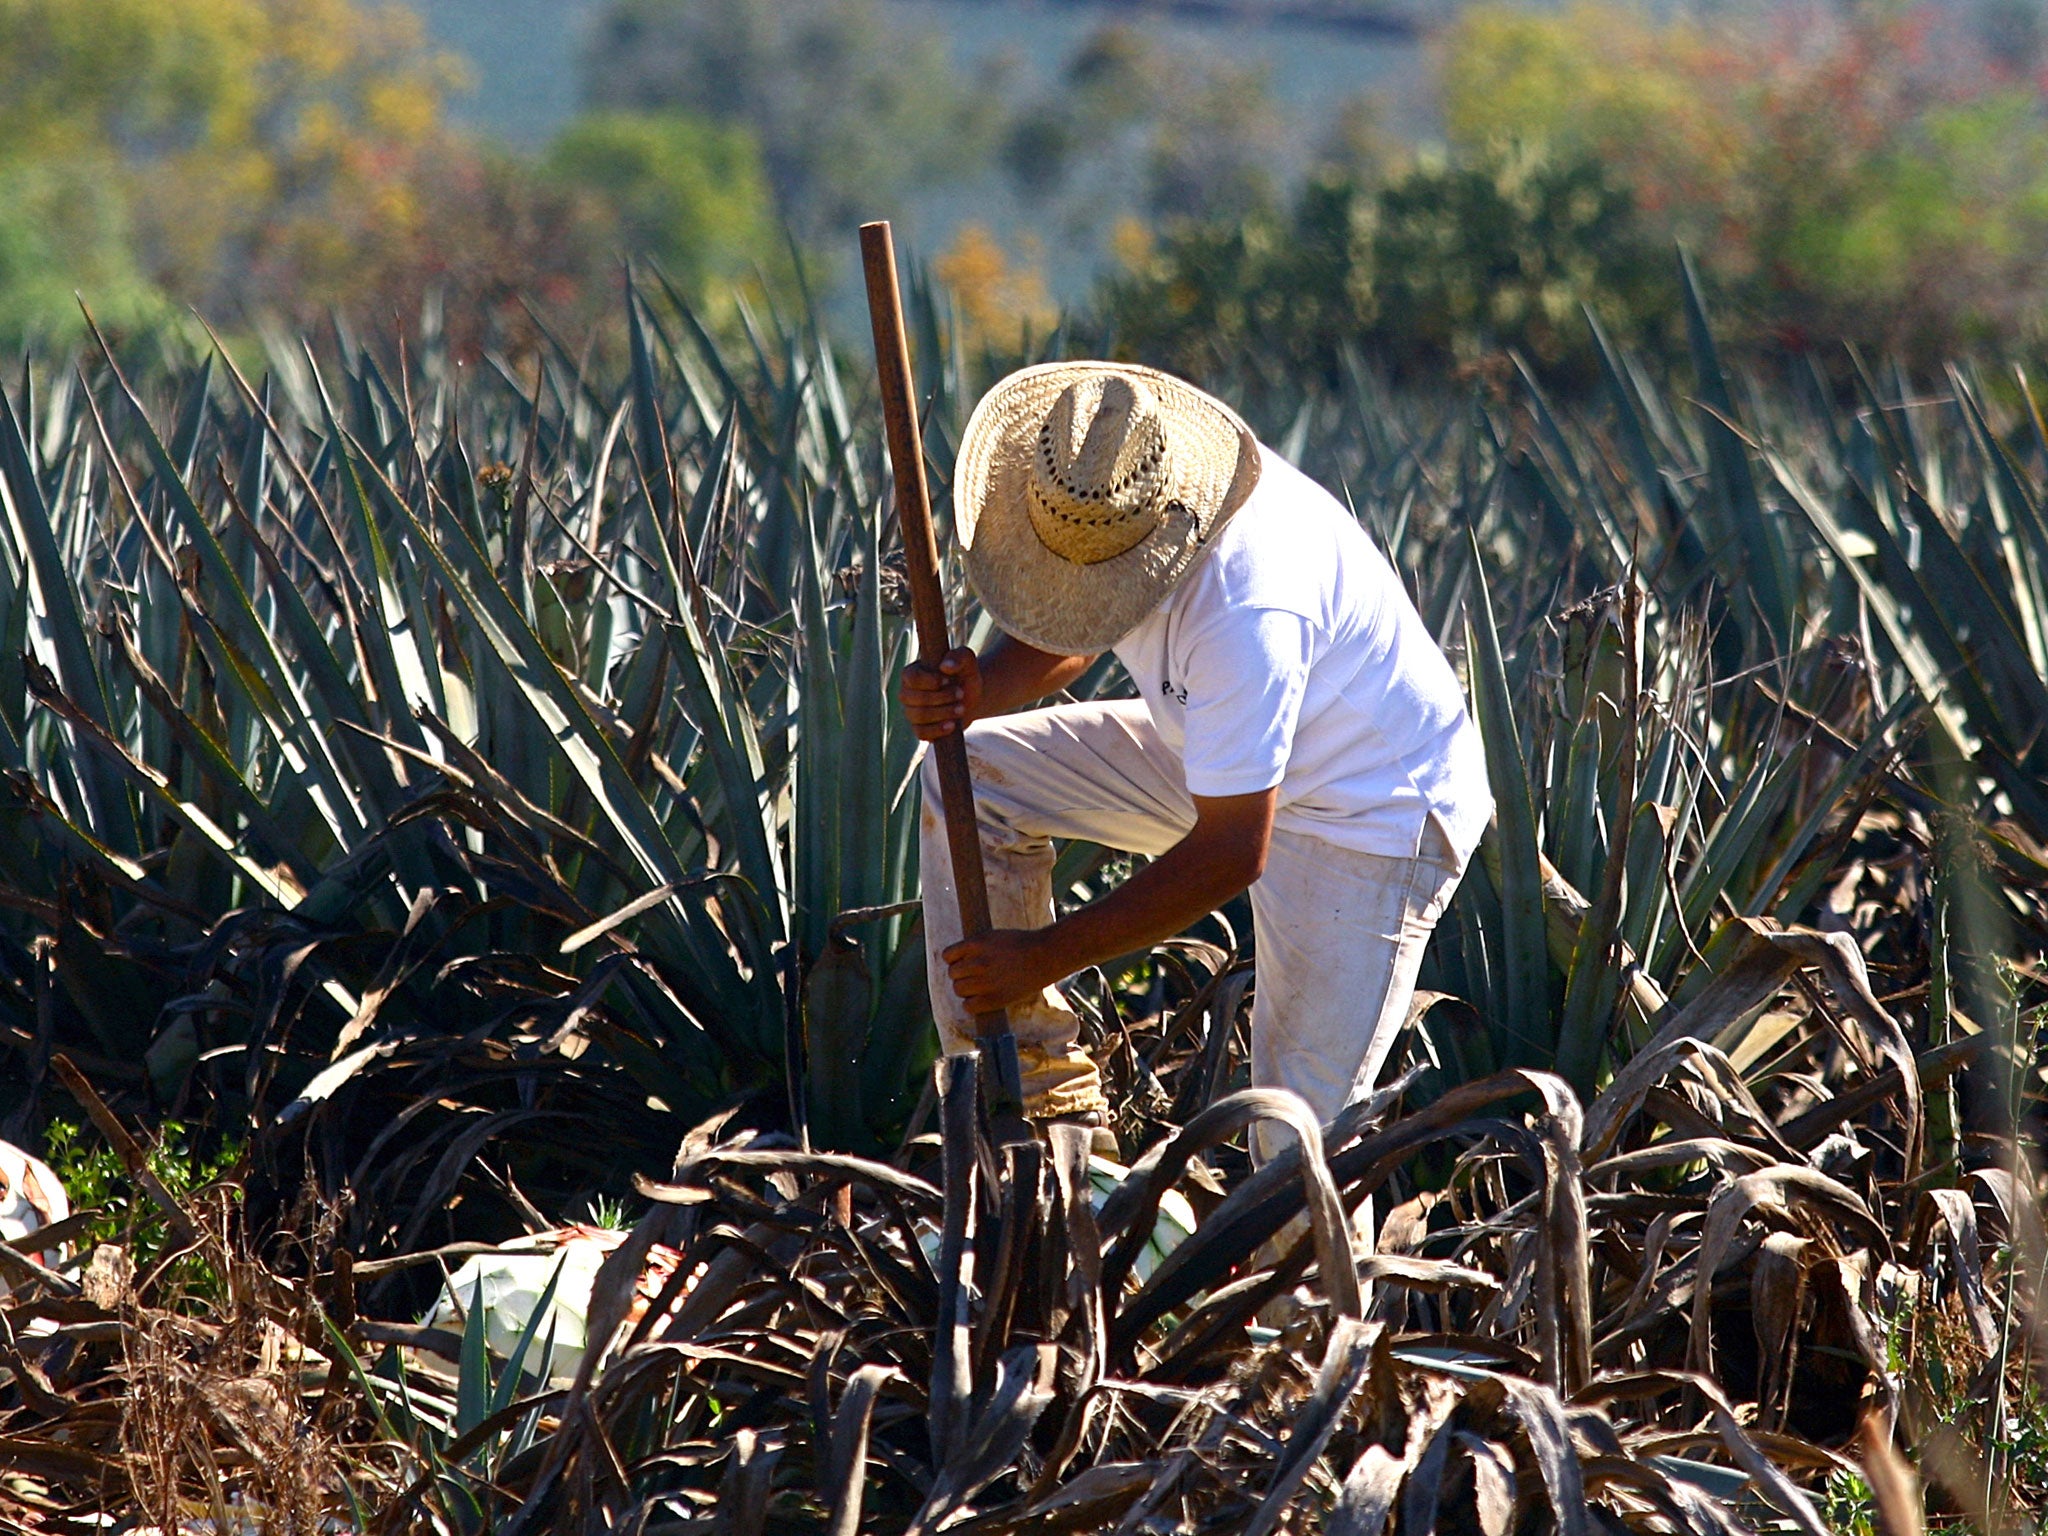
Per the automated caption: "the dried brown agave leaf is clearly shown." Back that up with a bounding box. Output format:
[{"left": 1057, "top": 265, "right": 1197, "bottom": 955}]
[
  {"left": 0, "top": 1233, "right": 82, "bottom": 1300},
  {"left": 563, "top": 1203, "right": 694, "bottom": 1406},
  {"left": 1579, "top": 1455, "right": 1748, "bottom": 1536},
  {"left": 1495, "top": 1375, "right": 1592, "bottom": 1536},
  {"left": 1813, "top": 1251, "right": 1893, "bottom": 1392},
  {"left": 907, "top": 1343, "right": 1059, "bottom": 1536},
  {"left": 1116, "top": 1071, "right": 1582, "bottom": 1360},
  {"left": 1963, "top": 1156, "right": 2048, "bottom": 1388},
  {"left": 641, "top": 1147, "right": 940, "bottom": 1213},
  {"left": 1044, "top": 1122, "right": 1105, "bottom": 1369},
  {"left": 1780, "top": 1033, "right": 1983, "bottom": 1153},
  {"left": 974, "top": 1138, "right": 1047, "bottom": 1390},
  {"left": 1856, "top": 1406, "right": 1924, "bottom": 1536},
  {"left": 1586, "top": 1035, "right": 1798, "bottom": 1165},
  {"left": 1750, "top": 1231, "right": 1814, "bottom": 1430},
  {"left": 1146, "top": 1269, "right": 1293, "bottom": 1380},
  {"left": 1356, "top": 1253, "right": 1501, "bottom": 1292},
  {"left": 1110, "top": 1446, "right": 1198, "bottom": 1535},
  {"left": 1327, "top": 1443, "right": 1407, "bottom": 1536},
  {"left": 718, "top": 1425, "right": 779, "bottom": 1536},
  {"left": 1101, "top": 1087, "right": 1360, "bottom": 1327},
  {"left": 1601, "top": 1208, "right": 1682, "bottom": 1343},
  {"left": 1598, "top": 920, "right": 1921, "bottom": 1170},
  {"left": 1688, "top": 1164, "right": 1889, "bottom": 1382},
  {"left": 1909, "top": 1187, "right": 1999, "bottom": 1354},
  {"left": 1582, "top": 1370, "right": 1832, "bottom": 1536},
  {"left": 654, "top": 1220, "right": 809, "bottom": 1342},
  {"left": 0, "top": 1329, "right": 78, "bottom": 1421},
  {"left": 1516, "top": 1073, "right": 1594, "bottom": 1394},
  {"left": 1427, "top": 1099, "right": 1592, "bottom": 1391},
  {"left": 1399, "top": 1370, "right": 1590, "bottom": 1536},
  {"left": 1030, "top": 1124, "right": 1107, "bottom": 1494},
  {"left": 1242, "top": 1315, "right": 1379, "bottom": 1536},
  {"left": 825, "top": 1362, "right": 897, "bottom": 1536},
  {"left": 929, "top": 1054, "right": 979, "bottom": 1468},
  {"left": 840, "top": 1205, "right": 940, "bottom": 1325},
  {"left": 954, "top": 1462, "right": 1157, "bottom": 1535},
  {"left": 1588, "top": 1138, "right": 1776, "bottom": 1185},
  {"left": 1402, "top": 1395, "right": 1467, "bottom": 1536},
  {"left": 1122, "top": 1066, "right": 1436, "bottom": 1303},
  {"left": 1455, "top": 1430, "right": 1518, "bottom": 1536}
]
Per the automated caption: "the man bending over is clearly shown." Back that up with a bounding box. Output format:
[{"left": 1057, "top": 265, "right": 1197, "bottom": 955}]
[{"left": 901, "top": 363, "right": 1491, "bottom": 1157}]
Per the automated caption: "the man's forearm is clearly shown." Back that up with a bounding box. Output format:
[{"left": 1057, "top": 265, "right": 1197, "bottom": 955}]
[
  {"left": 978, "top": 637, "right": 1095, "bottom": 716},
  {"left": 940, "top": 789, "right": 1275, "bottom": 1016},
  {"left": 1038, "top": 829, "right": 1260, "bottom": 979}
]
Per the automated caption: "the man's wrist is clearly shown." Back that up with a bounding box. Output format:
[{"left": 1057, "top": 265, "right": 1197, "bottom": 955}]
[{"left": 1029, "top": 918, "right": 1092, "bottom": 986}]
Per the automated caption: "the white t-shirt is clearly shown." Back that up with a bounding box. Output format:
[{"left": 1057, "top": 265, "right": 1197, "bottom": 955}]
[{"left": 1111, "top": 445, "right": 1493, "bottom": 861}]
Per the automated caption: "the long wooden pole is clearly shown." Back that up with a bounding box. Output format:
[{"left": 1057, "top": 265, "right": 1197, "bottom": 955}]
[{"left": 858, "top": 221, "right": 1027, "bottom": 1130}]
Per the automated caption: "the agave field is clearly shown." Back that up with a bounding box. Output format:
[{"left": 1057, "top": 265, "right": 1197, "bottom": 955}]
[{"left": 0, "top": 263, "right": 2044, "bottom": 1532}]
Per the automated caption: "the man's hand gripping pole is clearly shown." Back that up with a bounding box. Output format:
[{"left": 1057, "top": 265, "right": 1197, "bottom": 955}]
[{"left": 859, "top": 221, "right": 1030, "bottom": 1145}]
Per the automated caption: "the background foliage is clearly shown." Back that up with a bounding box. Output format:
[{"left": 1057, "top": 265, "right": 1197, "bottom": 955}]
[
  {"left": 10, "top": 0, "right": 2048, "bottom": 376},
  {"left": 1440, "top": 1, "right": 2048, "bottom": 357}
]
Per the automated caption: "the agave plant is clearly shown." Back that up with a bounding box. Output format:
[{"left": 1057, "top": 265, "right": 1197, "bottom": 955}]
[
  {"left": 0, "top": 283, "right": 1016, "bottom": 1278},
  {"left": 1228, "top": 262, "right": 2048, "bottom": 1196},
  {"left": 3, "top": 938, "right": 2040, "bottom": 1529}
]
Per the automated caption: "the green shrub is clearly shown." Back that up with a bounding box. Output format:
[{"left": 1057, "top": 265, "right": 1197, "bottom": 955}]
[
  {"left": 544, "top": 111, "right": 781, "bottom": 295},
  {"left": 1098, "top": 144, "right": 1671, "bottom": 387},
  {"left": 1442, "top": 0, "right": 2048, "bottom": 359},
  {"left": 41, "top": 1118, "right": 241, "bottom": 1297}
]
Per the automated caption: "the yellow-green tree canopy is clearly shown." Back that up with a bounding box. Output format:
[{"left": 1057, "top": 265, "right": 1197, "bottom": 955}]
[
  {"left": 544, "top": 114, "right": 778, "bottom": 295},
  {"left": 0, "top": 0, "right": 457, "bottom": 339},
  {"left": 1440, "top": 1, "right": 2048, "bottom": 353}
]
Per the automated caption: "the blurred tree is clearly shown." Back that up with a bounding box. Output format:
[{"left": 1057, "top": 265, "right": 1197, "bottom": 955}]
[
  {"left": 999, "top": 22, "right": 1293, "bottom": 270},
  {"left": 1001, "top": 26, "right": 1157, "bottom": 214},
  {"left": 1442, "top": 0, "right": 2048, "bottom": 357},
  {"left": 544, "top": 113, "right": 780, "bottom": 293},
  {"left": 933, "top": 222, "right": 1056, "bottom": 355},
  {"left": 1099, "top": 171, "right": 1374, "bottom": 389},
  {"left": 1099, "top": 146, "right": 1668, "bottom": 389},
  {"left": 1370, "top": 143, "right": 1672, "bottom": 374},
  {"left": 1142, "top": 60, "right": 1285, "bottom": 223},
  {"left": 1314, "top": 94, "right": 1398, "bottom": 186},
  {"left": 1975, "top": 0, "right": 2048, "bottom": 71},
  {"left": 580, "top": 0, "right": 999, "bottom": 243},
  {"left": 359, "top": 144, "right": 619, "bottom": 350},
  {"left": 0, "top": 0, "right": 464, "bottom": 339},
  {"left": 0, "top": 162, "right": 168, "bottom": 341},
  {"left": 0, "top": 0, "right": 786, "bottom": 352}
]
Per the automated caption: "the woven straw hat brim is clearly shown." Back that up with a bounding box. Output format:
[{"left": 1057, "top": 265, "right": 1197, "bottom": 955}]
[{"left": 955, "top": 362, "right": 1261, "bottom": 655}]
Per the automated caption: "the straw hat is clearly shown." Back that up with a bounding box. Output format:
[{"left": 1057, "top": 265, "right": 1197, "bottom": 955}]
[{"left": 953, "top": 362, "right": 1261, "bottom": 655}]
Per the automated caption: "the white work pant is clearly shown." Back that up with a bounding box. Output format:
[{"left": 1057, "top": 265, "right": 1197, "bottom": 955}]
[{"left": 919, "top": 700, "right": 1466, "bottom": 1154}]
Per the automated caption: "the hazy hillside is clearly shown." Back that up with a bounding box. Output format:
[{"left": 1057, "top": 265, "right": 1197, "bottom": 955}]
[
  {"left": 415, "top": 0, "right": 604, "bottom": 146},
  {"left": 416, "top": 0, "right": 1432, "bottom": 296},
  {"left": 417, "top": 0, "right": 1433, "bottom": 150},
  {"left": 413, "top": 0, "right": 2045, "bottom": 301}
]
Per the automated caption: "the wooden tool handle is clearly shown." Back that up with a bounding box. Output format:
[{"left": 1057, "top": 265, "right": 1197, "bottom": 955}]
[{"left": 858, "top": 222, "right": 1022, "bottom": 1101}]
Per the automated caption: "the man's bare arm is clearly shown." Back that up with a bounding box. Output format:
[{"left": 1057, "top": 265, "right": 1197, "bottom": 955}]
[
  {"left": 941, "top": 788, "right": 1277, "bottom": 1015},
  {"left": 899, "top": 636, "right": 1096, "bottom": 740}
]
